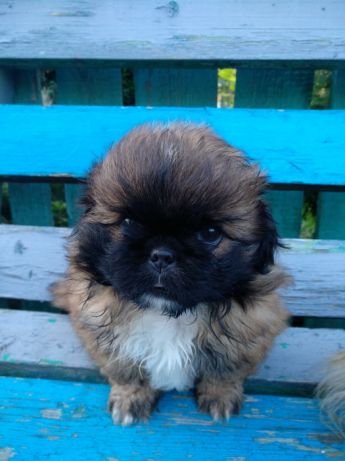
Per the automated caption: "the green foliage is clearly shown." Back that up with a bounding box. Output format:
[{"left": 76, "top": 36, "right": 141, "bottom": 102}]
[
  {"left": 301, "top": 192, "right": 317, "bottom": 239},
  {"left": 310, "top": 70, "right": 331, "bottom": 109},
  {"left": 218, "top": 69, "right": 236, "bottom": 108},
  {"left": 51, "top": 184, "right": 68, "bottom": 227}
]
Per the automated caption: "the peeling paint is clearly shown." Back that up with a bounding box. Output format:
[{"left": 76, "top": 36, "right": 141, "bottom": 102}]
[
  {"left": 255, "top": 436, "right": 345, "bottom": 457},
  {"left": 0, "top": 448, "right": 16, "bottom": 461},
  {"left": 39, "top": 358, "right": 64, "bottom": 366},
  {"left": 170, "top": 416, "right": 214, "bottom": 426},
  {"left": 14, "top": 240, "right": 26, "bottom": 254},
  {"left": 72, "top": 406, "right": 86, "bottom": 418},
  {"left": 41, "top": 408, "right": 62, "bottom": 420}
]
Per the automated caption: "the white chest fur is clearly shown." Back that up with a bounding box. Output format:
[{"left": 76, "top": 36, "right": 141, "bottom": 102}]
[{"left": 117, "top": 309, "right": 199, "bottom": 391}]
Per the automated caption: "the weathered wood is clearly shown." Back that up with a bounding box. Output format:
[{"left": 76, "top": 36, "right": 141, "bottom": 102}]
[
  {"left": 1, "top": 376, "right": 344, "bottom": 460},
  {"left": 235, "top": 68, "right": 314, "bottom": 238},
  {"left": 0, "top": 0, "right": 345, "bottom": 62},
  {"left": 55, "top": 67, "right": 122, "bottom": 106},
  {"left": 0, "top": 225, "right": 345, "bottom": 318},
  {"left": 1, "top": 106, "right": 345, "bottom": 188},
  {"left": 0, "top": 308, "right": 345, "bottom": 392},
  {"left": 0, "top": 68, "right": 13, "bottom": 101},
  {"left": 317, "top": 70, "right": 345, "bottom": 239},
  {"left": 8, "top": 183, "right": 54, "bottom": 226},
  {"left": 134, "top": 68, "right": 217, "bottom": 106}
]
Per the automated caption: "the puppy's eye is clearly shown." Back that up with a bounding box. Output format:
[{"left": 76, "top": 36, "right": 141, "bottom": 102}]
[
  {"left": 197, "top": 227, "right": 223, "bottom": 246},
  {"left": 120, "top": 218, "right": 145, "bottom": 235},
  {"left": 122, "top": 218, "right": 134, "bottom": 227}
]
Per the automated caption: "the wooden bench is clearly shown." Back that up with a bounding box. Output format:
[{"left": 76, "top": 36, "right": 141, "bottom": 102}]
[{"left": 1, "top": 1, "right": 345, "bottom": 459}]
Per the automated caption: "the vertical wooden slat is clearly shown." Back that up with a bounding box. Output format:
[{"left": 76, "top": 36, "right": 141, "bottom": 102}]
[
  {"left": 134, "top": 69, "right": 217, "bottom": 106},
  {"left": 55, "top": 67, "right": 122, "bottom": 226},
  {"left": 55, "top": 68, "right": 122, "bottom": 105},
  {"left": 234, "top": 68, "right": 314, "bottom": 238},
  {"left": 0, "top": 70, "right": 11, "bottom": 225},
  {"left": 6, "top": 69, "right": 54, "bottom": 226},
  {"left": 8, "top": 184, "right": 53, "bottom": 226},
  {"left": 316, "top": 70, "right": 345, "bottom": 239},
  {"left": 0, "top": 69, "right": 14, "bottom": 102}
]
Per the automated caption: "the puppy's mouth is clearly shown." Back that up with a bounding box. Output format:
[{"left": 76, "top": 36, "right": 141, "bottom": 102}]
[{"left": 152, "top": 275, "right": 168, "bottom": 295}]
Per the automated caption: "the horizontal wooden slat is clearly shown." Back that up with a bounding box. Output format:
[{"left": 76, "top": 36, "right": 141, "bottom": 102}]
[
  {"left": 1, "top": 225, "right": 344, "bottom": 318},
  {"left": 0, "top": 0, "right": 345, "bottom": 62},
  {"left": 0, "top": 308, "right": 344, "bottom": 393},
  {"left": 1, "top": 377, "right": 344, "bottom": 460},
  {"left": 1, "top": 106, "right": 345, "bottom": 187}
]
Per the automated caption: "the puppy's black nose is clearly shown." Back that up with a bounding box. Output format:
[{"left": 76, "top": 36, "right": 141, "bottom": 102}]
[{"left": 149, "top": 247, "right": 175, "bottom": 272}]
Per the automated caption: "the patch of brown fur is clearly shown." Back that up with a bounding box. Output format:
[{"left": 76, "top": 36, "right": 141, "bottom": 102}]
[
  {"left": 82, "top": 123, "right": 266, "bottom": 240},
  {"left": 53, "top": 262, "right": 288, "bottom": 422},
  {"left": 108, "top": 381, "right": 160, "bottom": 425},
  {"left": 195, "top": 290, "right": 288, "bottom": 419}
]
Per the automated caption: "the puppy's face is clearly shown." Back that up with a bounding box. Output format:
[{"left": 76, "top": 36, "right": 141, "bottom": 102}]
[{"left": 75, "top": 124, "right": 278, "bottom": 317}]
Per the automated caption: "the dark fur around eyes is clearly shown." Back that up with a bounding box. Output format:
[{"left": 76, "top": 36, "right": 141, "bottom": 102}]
[{"left": 73, "top": 123, "right": 282, "bottom": 317}]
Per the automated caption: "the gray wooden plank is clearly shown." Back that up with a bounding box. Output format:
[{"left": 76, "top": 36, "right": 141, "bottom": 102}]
[
  {"left": 0, "top": 225, "right": 344, "bottom": 318},
  {"left": 0, "top": 0, "right": 344, "bottom": 62},
  {"left": 0, "top": 308, "right": 344, "bottom": 392}
]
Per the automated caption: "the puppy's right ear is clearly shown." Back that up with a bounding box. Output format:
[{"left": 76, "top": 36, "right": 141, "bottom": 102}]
[
  {"left": 252, "top": 200, "right": 280, "bottom": 274},
  {"left": 79, "top": 162, "right": 102, "bottom": 215}
]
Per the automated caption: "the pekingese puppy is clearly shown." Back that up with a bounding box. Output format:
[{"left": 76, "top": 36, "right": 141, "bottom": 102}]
[{"left": 53, "top": 123, "right": 289, "bottom": 425}]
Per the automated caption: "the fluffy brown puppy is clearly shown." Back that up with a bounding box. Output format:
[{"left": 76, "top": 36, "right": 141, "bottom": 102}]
[{"left": 53, "top": 123, "right": 289, "bottom": 425}]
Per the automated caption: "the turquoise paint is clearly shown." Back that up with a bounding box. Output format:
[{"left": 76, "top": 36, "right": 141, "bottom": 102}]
[
  {"left": 39, "top": 359, "right": 64, "bottom": 366},
  {"left": 0, "top": 377, "right": 344, "bottom": 461},
  {"left": 1, "top": 106, "right": 345, "bottom": 186}
]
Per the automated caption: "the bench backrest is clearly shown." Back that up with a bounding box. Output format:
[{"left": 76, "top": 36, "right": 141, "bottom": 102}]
[
  {"left": 0, "top": 0, "right": 345, "bottom": 238},
  {"left": 0, "top": 0, "right": 345, "bottom": 280}
]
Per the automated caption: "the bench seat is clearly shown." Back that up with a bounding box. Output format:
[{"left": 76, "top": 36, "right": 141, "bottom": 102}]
[
  {"left": 1, "top": 377, "right": 344, "bottom": 461},
  {"left": 1, "top": 224, "right": 345, "bottom": 458}
]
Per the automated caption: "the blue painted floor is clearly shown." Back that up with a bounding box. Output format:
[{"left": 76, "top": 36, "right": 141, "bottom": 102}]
[{"left": 0, "top": 377, "right": 344, "bottom": 461}]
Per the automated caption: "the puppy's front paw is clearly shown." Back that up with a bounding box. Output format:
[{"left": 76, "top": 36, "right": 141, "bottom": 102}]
[
  {"left": 196, "top": 380, "right": 243, "bottom": 421},
  {"left": 108, "top": 383, "right": 159, "bottom": 425}
]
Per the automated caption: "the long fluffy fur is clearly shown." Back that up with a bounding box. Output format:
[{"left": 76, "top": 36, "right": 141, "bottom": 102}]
[
  {"left": 317, "top": 351, "right": 345, "bottom": 438},
  {"left": 53, "top": 122, "right": 289, "bottom": 424}
]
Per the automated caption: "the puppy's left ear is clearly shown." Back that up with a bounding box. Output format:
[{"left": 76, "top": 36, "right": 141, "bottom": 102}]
[{"left": 253, "top": 200, "right": 280, "bottom": 274}]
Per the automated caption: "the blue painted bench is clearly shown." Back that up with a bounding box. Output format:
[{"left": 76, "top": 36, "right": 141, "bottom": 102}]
[{"left": 1, "top": 1, "right": 345, "bottom": 459}]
